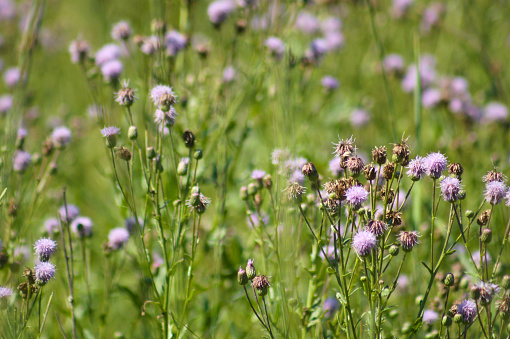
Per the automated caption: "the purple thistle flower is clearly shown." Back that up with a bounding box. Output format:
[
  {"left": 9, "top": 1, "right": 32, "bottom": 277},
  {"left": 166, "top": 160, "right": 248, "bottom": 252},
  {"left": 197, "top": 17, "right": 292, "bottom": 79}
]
[
  {"left": 271, "top": 148, "right": 290, "bottom": 165},
  {"left": 422, "top": 309, "right": 439, "bottom": 324},
  {"left": 264, "top": 37, "right": 285, "bottom": 59},
  {"left": 439, "top": 177, "right": 462, "bottom": 202},
  {"left": 352, "top": 229, "right": 377, "bottom": 257},
  {"left": 4, "top": 67, "right": 20, "bottom": 88},
  {"left": 422, "top": 88, "right": 442, "bottom": 108},
  {"left": 35, "top": 261, "right": 56, "bottom": 285},
  {"left": 101, "top": 59, "right": 123, "bottom": 82},
  {"left": 100, "top": 126, "right": 120, "bottom": 138},
  {"left": 321, "top": 17, "right": 342, "bottom": 34},
  {"left": 95, "top": 44, "right": 121, "bottom": 66},
  {"left": 421, "top": 3, "right": 444, "bottom": 32},
  {"left": 407, "top": 156, "right": 427, "bottom": 181},
  {"left": 392, "top": 0, "right": 413, "bottom": 18},
  {"left": 424, "top": 152, "right": 447, "bottom": 179},
  {"left": 474, "top": 281, "right": 500, "bottom": 305},
  {"left": 345, "top": 186, "right": 369, "bottom": 210},
  {"left": 289, "top": 170, "right": 305, "bottom": 186},
  {"left": 34, "top": 238, "right": 57, "bottom": 262},
  {"left": 17, "top": 127, "right": 27, "bottom": 139},
  {"left": 484, "top": 181, "right": 507, "bottom": 205},
  {"left": 125, "top": 217, "right": 144, "bottom": 235},
  {"left": 0, "top": 0, "right": 16, "bottom": 21},
  {"left": 154, "top": 107, "right": 178, "bottom": 127},
  {"left": 294, "top": 11, "right": 320, "bottom": 35},
  {"left": 324, "top": 31, "right": 345, "bottom": 51},
  {"left": 51, "top": 126, "right": 72, "bottom": 149},
  {"left": 309, "top": 38, "right": 328, "bottom": 62},
  {"left": 165, "top": 30, "right": 187, "bottom": 56},
  {"left": 323, "top": 297, "right": 340, "bottom": 318},
  {"left": 59, "top": 204, "right": 80, "bottom": 223},
  {"left": 149, "top": 85, "right": 177, "bottom": 108},
  {"left": 108, "top": 227, "right": 130, "bottom": 250},
  {"left": 321, "top": 76, "right": 339, "bottom": 91},
  {"left": 457, "top": 299, "right": 477, "bottom": 323},
  {"left": 141, "top": 35, "right": 160, "bottom": 55},
  {"left": 111, "top": 21, "right": 132, "bottom": 41},
  {"left": 329, "top": 157, "right": 343, "bottom": 177},
  {"left": 69, "top": 38, "right": 90, "bottom": 64},
  {"left": 350, "top": 109, "right": 371, "bottom": 128},
  {"left": 483, "top": 102, "right": 508, "bottom": 123},
  {"left": 251, "top": 169, "right": 266, "bottom": 180},
  {"left": 0, "top": 94, "right": 12, "bottom": 114},
  {"left": 0, "top": 286, "right": 12, "bottom": 309},
  {"left": 398, "top": 230, "right": 420, "bottom": 252},
  {"left": 71, "top": 216, "right": 93, "bottom": 238},
  {"left": 44, "top": 218, "right": 60, "bottom": 234},
  {"left": 223, "top": 65, "right": 236, "bottom": 83},
  {"left": 383, "top": 54, "right": 405, "bottom": 74},
  {"left": 207, "top": 0, "right": 236, "bottom": 26},
  {"left": 13, "top": 150, "right": 31, "bottom": 173}
]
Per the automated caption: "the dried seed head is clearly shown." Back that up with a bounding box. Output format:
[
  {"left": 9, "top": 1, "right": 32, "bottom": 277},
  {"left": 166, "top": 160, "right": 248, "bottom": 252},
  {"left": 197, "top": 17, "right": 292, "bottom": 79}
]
[
  {"left": 372, "top": 146, "right": 387, "bottom": 165},
  {"left": 182, "top": 130, "right": 195, "bottom": 148},
  {"left": 477, "top": 209, "right": 491, "bottom": 226},
  {"left": 333, "top": 137, "right": 355, "bottom": 158},
  {"left": 346, "top": 157, "right": 364, "bottom": 177},
  {"left": 483, "top": 170, "right": 506, "bottom": 184},
  {"left": 383, "top": 162, "right": 396, "bottom": 180},
  {"left": 283, "top": 182, "right": 306, "bottom": 204},
  {"left": 252, "top": 275, "right": 271, "bottom": 297},
  {"left": 379, "top": 189, "right": 395, "bottom": 204},
  {"left": 364, "top": 163, "right": 376, "bottom": 180},
  {"left": 302, "top": 162, "right": 319, "bottom": 182},
  {"left": 392, "top": 139, "right": 410, "bottom": 164},
  {"left": 448, "top": 163, "right": 463, "bottom": 178},
  {"left": 115, "top": 147, "right": 132, "bottom": 161},
  {"left": 386, "top": 211, "right": 403, "bottom": 226}
]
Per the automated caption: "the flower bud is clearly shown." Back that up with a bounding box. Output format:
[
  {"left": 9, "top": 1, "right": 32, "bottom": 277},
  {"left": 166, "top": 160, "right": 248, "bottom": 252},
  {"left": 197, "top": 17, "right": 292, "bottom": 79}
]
[
  {"left": 302, "top": 162, "right": 319, "bottom": 182},
  {"left": 105, "top": 135, "right": 117, "bottom": 148},
  {"left": 116, "top": 147, "right": 132, "bottom": 161},
  {"left": 182, "top": 130, "right": 195, "bottom": 149},
  {"left": 470, "top": 285, "right": 480, "bottom": 300},
  {"left": 501, "top": 275, "right": 510, "bottom": 290},
  {"left": 453, "top": 313, "right": 463, "bottom": 324},
  {"left": 465, "top": 210, "right": 474, "bottom": 219},
  {"left": 263, "top": 175, "right": 272, "bottom": 189},
  {"left": 481, "top": 228, "right": 492, "bottom": 244},
  {"left": 146, "top": 147, "right": 156, "bottom": 159},
  {"left": 128, "top": 126, "right": 138, "bottom": 140},
  {"left": 193, "top": 149, "right": 203, "bottom": 160},
  {"left": 389, "top": 245, "right": 399, "bottom": 256},
  {"left": 240, "top": 186, "right": 249, "bottom": 201},
  {"left": 442, "top": 315, "right": 452, "bottom": 327},
  {"left": 288, "top": 298, "right": 298, "bottom": 308},
  {"left": 457, "top": 189, "right": 466, "bottom": 200},
  {"left": 444, "top": 273, "right": 454, "bottom": 287},
  {"left": 364, "top": 163, "right": 376, "bottom": 180},
  {"left": 477, "top": 210, "right": 491, "bottom": 226},
  {"left": 247, "top": 183, "right": 258, "bottom": 196},
  {"left": 424, "top": 331, "right": 439, "bottom": 339},
  {"left": 246, "top": 259, "right": 256, "bottom": 280},
  {"left": 237, "top": 267, "right": 248, "bottom": 285},
  {"left": 177, "top": 160, "right": 188, "bottom": 176},
  {"left": 372, "top": 146, "right": 387, "bottom": 165},
  {"left": 360, "top": 276, "right": 367, "bottom": 283}
]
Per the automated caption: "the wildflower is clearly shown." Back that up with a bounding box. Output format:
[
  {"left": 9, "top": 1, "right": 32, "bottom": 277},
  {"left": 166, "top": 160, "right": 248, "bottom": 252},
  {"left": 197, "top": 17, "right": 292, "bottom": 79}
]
[
  {"left": 398, "top": 231, "right": 420, "bottom": 252},
  {"left": 483, "top": 102, "right": 508, "bottom": 123},
  {"left": 44, "top": 218, "right": 60, "bottom": 234},
  {"left": 51, "top": 126, "right": 72, "bottom": 149},
  {"left": 367, "top": 220, "right": 388, "bottom": 238},
  {"left": 422, "top": 88, "right": 442, "bottom": 108},
  {"left": 308, "top": 39, "right": 328, "bottom": 62},
  {"left": 271, "top": 148, "right": 290, "bottom": 165},
  {"left": 115, "top": 81, "right": 137, "bottom": 106},
  {"left": 333, "top": 136, "right": 355, "bottom": 158},
  {"left": 372, "top": 146, "right": 387, "bottom": 165},
  {"left": 100, "top": 126, "right": 121, "bottom": 148},
  {"left": 251, "top": 169, "right": 266, "bottom": 180},
  {"left": 392, "top": 0, "right": 413, "bottom": 18},
  {"left": 238, "top": 267, "right": 248, "bottom": 285},
  {"left": 264, "top": 37, "right": 285, "bottom": 59},
  {"left": 150, "top": 85, "right": 177, "bottom": 110},
  {"left": 457, "top": 299, "right": 477, "bottom": 324},
  {"left": 352, "top": 230, "right": 377, "bottom": 257},
  {"left": 246, "top": 259, "right": 256, "bottom": 280},
  {"left": 321, "top": 76, "right": 339, "bottom": 91},
  {"left": 252, "top": 275, "right": 271, "bottom": 297},
  {"left": 0, "top": 286, "right": 13, "bottom": 309},
  {"left": 164, "top": 30, "right": 187, "bottom": 56},
  {"left": 345, "top": 186, "right": 368, "bottom": 210},
  {"left": 141, "top": 35, "right": 160, "bottom": 55},
  {"left": 71, "top": 216, "right": 93, "bottom": 238},
  {"left": 101, "top": 59, "right": 123, "bottom": 83},
  {"left": 329, "top": 158, "right": 343, "bottom": 177},
  {"left": 421, "top": 3, "right": 444, "bottom": 32},
  {"left": 323, "top": 298, "right": 340, "bottom": 318},
  {"left": 484, "top": 180, "right": 507, "bottom": 205},
  {"left": 324, "top": 31, "right": 345, "bottom": 51},
  {"left": 383, "top": 54, "right": 405, "bottom": 75},
  {"left": 125, "top": 217, "right": 143, "bottom": 235},
  {"left": 59, "top": 204, "right": 79, "bottom": 223},
  {"left": 95, "top": 44, "right": 121, "bottom": 66},
  {"left": 474, "top": 281, "right": 500, "bottom": 306},
  {"left": 111, "top": 21, "right": 132, "bottom": 41},
  {"left": 0, "top": 94, "right": 12, "bottom": 114},
  {"left": 186, "top": 188, "right": 211, "bottom": 213},
  {"left": 34, "top": 238, "right": 57, "bottom": 262},
  {"left": 407, "top": 156, "right": 426, "bottom": 181},
  {"left": 423, "top": 309, "right": 439, "bottom": 324},
  {"left": 351, "top": 109, "right": 371, "bottom": 128},
  {"left": 108, "top": 228, "right": 130, "bottom": 250},
  {"left": 294, "top": 11, "right": 320, "bottom": 35},
  {"left": 283, "top": 182, "right": 306, "bottom": 204},
  {"left": 4, "top": 67, "right": 20, "bottom": 88},
  {"left": 439, "top": 177, "right": 462, "bottom": 202},
  {"left": 69, "top": 38, "right": 90, "bottom": 64},
  {"left": 483, "top": 170, "right": 506, "bottom": 184},
  {"left": 424, "top": 152, "right": 447, "bottom": 179},
  {"left": 223, "top": 65, "right": 236, "bottom": 83},
  {"left": 207, "top": 0, "right": 236, "bottom": 27},
  {"left": 321, "top": 17, "right": 342, "bottom": 34},
  {"left": 35, "top": 261, "right": 56, "bottom": 285},
  {"left": 154, "top": 107, "right": 178, "bottom": 127},
  {"left": 13, "top": 151, "right": 31, "bottom": 173}
]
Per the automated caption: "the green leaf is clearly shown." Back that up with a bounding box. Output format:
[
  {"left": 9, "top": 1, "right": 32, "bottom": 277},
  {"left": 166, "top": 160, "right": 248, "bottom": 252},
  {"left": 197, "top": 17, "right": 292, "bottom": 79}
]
[{"left": 421, "top": 261, "right": 432, "bottom": 274}]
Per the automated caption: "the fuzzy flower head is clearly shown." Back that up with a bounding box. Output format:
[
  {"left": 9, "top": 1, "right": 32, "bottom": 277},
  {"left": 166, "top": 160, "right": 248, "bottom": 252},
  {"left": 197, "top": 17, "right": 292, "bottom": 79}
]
[
  {"left": 108, "top": 228, "right": 130, "bottom": 250},
  {"left": 115, "top": 81, "right": 137, "bottom": 107},
  {"left": 398, "top": 230, "right": 420, "bottom": 252},
  {"left": 483, "top": 170, "right": 506, "bottom": 184},
  {"left": 352, "top": 230, "right": 377, "bottom": 257},
  {"left": 351, "top": 109, "right": 371, "bottom": 128},
  {"left": 271, "top": 148, "right": 290, "bottom": 166},
  {"left": 383, "top": 54, "right": 405, "bottom": 75},
  {"left": 44, "top": 218, "right": 60, "bottom": 234},
  {"left": 283, "top": 182, "right": 306, "bottom": 204},
  {"left": 95, "top": 44, "right": 121, "bottom": 66},
  {"left": 223, "top": 65, "right": 236, "bottom": 83},
  {"left": 0, "top": 94, "right": 12, "bottom": 114},
  {"left": 69, "top": 37, "right": 90, "bottom": 64},
  {"left": 321, "top": 76, "right": 339, "bottom": 91},
  {"left": 100, "top": 126, "right": 121, "bottom": 148},
  {"left": 264, "top": 37, "right": 285, "bottom": 59},
  {"left": 367, "top": 220, "right": 388, "bottom": 238},
  {"left": 34, "top": 238, "right": 57, "bottom": 262},
  {"left": 125, "top": 217, "right": 144, "bottom": 235},
  {"left": 165, "top": 30, "right": 187, "bottom": 56},
  {"left": 59, "top": 204, "right": 80, "bottom": 223},
  {"left": 439, "top": 177, "right": 462, "bottom": 202},
  {"left": 150, "top": 85, "right": 177, "bottom": 111},
  {"left": 457, "top": 299, "right": 477, "bottom": 323},
  {"left": 345, "top": 186, "right": 368, "bottom": 210},
  {"left": 252, "top": 275, "right": 271, "bottom": 297},
  {"left": 111, "top": 21, "right": 132, "bottom": 41},
  {"left": 251, "top": 169, "right": 266, "bottom": 180},
  {"left": 422, "top": 309, "right": 439, "bottom": 324},
  {"left": 474, "top": 282, "right": 501, "bottom": 306},
  {"left": 51, "top": 126, "right": 72, "bottom": 149},
  {"left": 484, "top": 180, "right": 507, "bottom": 205},
  {"left": 71, "top": 216, "right": 93, "bottom": 238},
  {"left": 295, "top": 11, "right": 320, "bottom": 34},
  {"left": 154, "top": 107, "right": 178, "bottom": 127},
  {"left": 35, "top": 261, "right": 56, "bottom": 285},
  {"left": 483, "top": 102, "right": 508, "bottom": 123},
  {"left": 207, "top": 0, "right": 236, "bottom": 26},
  {"left": 13, "top": 150, "right": 31, "bottom": 173},
  {"left": 4, "top": 67, "right": 20, "bottom": 88},
  {"left": 323, "top": 298, "right": 340, "bottom": 318},
  {"left": 424, "top": 152, "right": 447, "bottom": 179},
  {"left": 101, "top": 59, "right": 123, "bottom": 83},
  {"left": 407, "top": 156, "right": 427, "bottom": 181},
  {"left": 186, "top": 187, "right": 212, "bottom": 214}
]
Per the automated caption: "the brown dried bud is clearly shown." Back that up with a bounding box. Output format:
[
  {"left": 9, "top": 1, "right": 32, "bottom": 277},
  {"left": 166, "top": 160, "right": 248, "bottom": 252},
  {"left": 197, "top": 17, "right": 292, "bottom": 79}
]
[
  {"left": 383, "top": 162, "right": 396, "bottom": 180},
  {"left": 346, "top": 157, "right": 364, "bottom": 178},
  {"left": 334, "top": 137, "right": 355, "bottom": 158},
  {"left": 302, "top": 162, "right": 319, "bottom": 182},
  {"left": 364, "top": 163, "right": 376, "bottom": 180},
  {"left": 483, "top": 170, "right": 505, "bottom": 183},
  {"left": 182, "top": 130, "right": 195, "bottom": 148},
  {"left": 448, "top": 163, "right": 463, "bottom": 178},
  {"left": 115, "top": 147, "right": 132, "bottom": 161},
  {"left": 18, "top": 282, "right": 29, "bottom": 299},
  {"left": 386, "top": 211, "right": 403, "bottom": 226},
  {"left": 392, "top": 141, "right": 410, "bottom": 164},
  {"left": 372, "top": 146, "right": 387, "bottom": 165},
  {"left": 379, "top": 189, "right": 395, "bottom": 204},
  {"left": 7, "top": 200, "right": 18, "bottom": 217},
  {"left": 22, "top": 267, "right": 36, "bottom": 285},
  {"left": 477, "top": 210, "right": 491, "bottom": 226}
]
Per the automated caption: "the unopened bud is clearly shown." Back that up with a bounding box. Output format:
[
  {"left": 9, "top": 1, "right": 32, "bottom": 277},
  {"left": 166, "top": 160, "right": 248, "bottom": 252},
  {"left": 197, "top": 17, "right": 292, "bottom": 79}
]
[
  {"left": 442, "top": 315, "right": 452, "bottom": 327},
  {"left": 453, "top": 313, "right": 463, "bottom": 324},
  {"left": 389, "top": 245, "right": 399, "bottom": 256},
  {"left": 246, "top": 259, "right": 256, "bottom": 280},
  {"left": 177, "top": 160, "right": 188, "bottom": 176},
  {"left": 481, "top": 228, "right": 492, "bottom": 244},
  {"left": 465, "top": 210, "right": 474, "bottom": 219},
  {"left": 501, "top": 275, "right": 510, "bottom": 290},
  {"left": 470, "top": 285, "right": 480, "bottom": 300},
  {"left": 147, "top": 147, "right": 156, "bottom": 159},
  {"left": 444, "top": 273, "right": 454, "bottom": 287},
  {"left": 302, "top": 162, "right": 319, "bottom": 182},
  {"left": 182, "top": 130, "right": 195, "bottom": 148},
  {"left": 247, "top": 183, "right": 258, "bottom": 196},
  {"left": 193, "top": 149, "right": 203, "bottom": 160},
  {"left": 240, "top": 186, "right": 249, "bottom": 201},
  {"left": 128, "top": 126, "right": 138, "bottom": 140},
  {"left": 237, "top": 267, "right": 248, "bottom": 285}
]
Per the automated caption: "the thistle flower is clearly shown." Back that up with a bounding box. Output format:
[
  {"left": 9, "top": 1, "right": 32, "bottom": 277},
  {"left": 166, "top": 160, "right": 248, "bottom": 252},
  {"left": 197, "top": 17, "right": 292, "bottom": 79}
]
[
  {"left": 483, "top": 102, "right": 508, "bottom": 123},
  {"left": 283, "top": 182, "right": 306, "bottom": 204},
  {"left": 333, "top": 136, "right": 355, "bottom": 158},
  {"left": 59, "top": 204, "right": 80, "bottom": 223},
  {"left": 13, "top": 151, "right": 31, "bottom": 173},
  {"left": 308, "top": 39, "right": 328, "bottom": 62},
  {"left": 0, "top": 94, "right": 12, "bottom": 114},
  {"left": 350, "top": 109, "right": 371, "bottom": 128},
  {"left": 251, "top": 169, "right": 266, "bottom": 180},
  {"left": 71, "top": 216, "right": 93, "bottom": 238},
  {"left": 483, "top": 170, "right": 506, "bottom": 184},
  {"left": 246, "top": 259, "right": 256, "bottom": 280},
  {"left": 271, "top": 148, "right": 290, "bottom": 165},
  {"left": 423, "top": 309, "right": 439, "bottom": 324},
  {"left": 150, "top": 85, "right": 177, "bottom": 110},
  {"left": 345, "top": 186, "right": 368, "bottom": 210},
  {"left": 484, "top": 180, "right": 507, "bottom": 205},
  {"left": 35, "top": 261, "right": 56, "bottom": 285},
  {"left": 264, "top": 37, "right": 285, "bottom": 59},
  {"left": 141, "top": 35, "right": 160, "bottom": 55},
  {"left": 207, "top": 0, "right": 236, "bottom": 26},
  {"left": 321, "top": 76, "right": 339, "bottom": 91},
  {"left": 111, "top": 21, "right": 132, "bottom": 41},
  {"left": 352, "top": 230, "right": 377, "bottom": 257},
  {"left": 367, "top": 220, "right": 388, "bottom": 238},
  {"left": 237, "top": 267, "right": 248, "bottom": 285},
  {"left": 407, "top": 156, "right": 426, "bottom": 181},
  {"left": 69, "top": 38, "right": 90, "bottom": 64},
  {"left": 457, "top": 299, "right": 477, "bottom": 324},
  {"left": 115, "top": 81, "right": 137, "bottom": 106},
  {"left": 321, "top": 17, "right": 342, "bottom": 33},
  {"left": 329, "top": 158, "right": 343, "bottom": 177},
  {"left": 108, "top": 228, "right": 130, "bottom": 250},
  {"left": 34, "top": 238, "right": 57, "bottom": 262},
  {"left": 4, "top": 67, "right": 20, "bottom": 88},
  {"left": 154, "top": 107, "right": 178, "bottom": 127},
  {"left": 392, "top": 0, "right": 413, "bottom": 18},
  {"left": 186, "top": 189, "right": 211, "bottom": 213},
  {"left": 100, "top": 126, "right": 121, "bottom": 148},
  {"left": 44, "top": 218, "right": 60, "bottom": 234},
  {"left": 439, "top": 177, "right": 462, "bottom": 202},
  {"left": 294, "top": 11, "right": 320, "bottom": 35},
  {"left": 398, "top": 231, "right": 420, "bottom": 252},
  {"left": 101, "top": 59, "right": 123, "bottom": 82},
  {"left": 95, "top": 44, "right": 121, "bottom": 66},
  {"left": 125, "top": 217, "right": 143, "bottom": 235},
  {"left": 0, "top": 286, "right": 12, "bottom": 309},
  {"left": 422, "top": 88, "right": 442, "bottom": 108},
  {"left": 223, "top": 65, "right": 236, "bottom": 83},
  {"left": 323, "top": 298, "right": 340, "bottom": 318},
  {"left": 383, "top": 54, "right": 405, "bottom": 75},
  {"left": 474, "top": 281, "right": 500, "bottom": 306},
  {"left": 424, "top": 152, "right": 447, "bottom": 179},
  {"left": 252, "top": 275, "right": 271, "bottom": 297},
  {"left": 51, "top": 126, "right": 72, "bottom": 149},
  {"left": 324, "top": 31, "right": 345, "bottom": 51},
  {"left": 164, "top": 30, "right": 187, "bottom": 56}
]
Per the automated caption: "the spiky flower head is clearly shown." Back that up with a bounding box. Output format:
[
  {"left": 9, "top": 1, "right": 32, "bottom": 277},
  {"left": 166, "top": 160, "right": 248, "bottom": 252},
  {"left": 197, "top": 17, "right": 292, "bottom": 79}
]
[
  {"left": 474, "top": 281, "right": 501, "bottom": 306},
  {"left": 115, "top": 81, "right": 137, "bottom": 106},
  {"left": 333, "top": 136, "right": 355, "bottom": 158},
  {"left": 34, "top": 238, "right": 57, "bottom": 262},
  {"left": 150, "top": 85, "right": 177, "bottom": 111},
  {"left": 100, "top": 126, "right": 121, "bottom": 148},
  {"left": 69, "top": 37, "right": 90, "bottom": 64},
  {"left": 101, "top": 59, "right": 123, "bottom": 83},
  {"left": 398, "top": 231, "right": 420, "bottom": 252},
  {"left": 457, "top": 299, "right": 477, "bottom": 324},
  {"left": 71, "top": 216, "right": 93, "bottom": 238},
  {"left": 108, "top": 228, "right": 130, "bottom": 250},
  {"left": 424, "top": 152, "right": 447, "bottom": 179},
  {"left": 283, "top": 182, "right": 306, "bottom": 204},
  {"left": 484, "top": 180, "right": 507, "bottom": 205},
  {"left": 13, "top": 151, "right": 31, "bottom": 173},
  {"left": 154, "top": 107, "right": 178, "bottom": 127},
  {"left": 111, "top": 21, "right": 132, "bottom": 41},
  {"left": 483, "top": 170, "right": 506, "bottom": 184},
  {"left": 35, "top": 262, "right": 56, "bottom": 285},
  {"left": 0, "top": 286, "right": 13, "bottom": 310},
  {"left": 364, "top": 163, "right": 376, "bottom": 180},
  {"left": 367, "top": 220, "right": 388, "bottom": 238},
  {"left": 346, "top": 157, "right": 364, "bottom": 177},
  {"left": 45, "top": 218, "right": 60, "bottom": 235},
  {"left": 352, "top": 230, "right": 377, "bottom": 257},
  {"left": 323, "top": 298, "right": 340, "bottom": 318},
  {"left": 186, "top": 190, "right": 211, "bottom": 213},
  {"left": 345, "top": 186, "right": 368, "bottom": 210},
  {"left": 59, "top": 204, "right": 79, "bottom": 223},
  {"left": 407, "top": 156, "right": 427, "bottom": 181},
  {"left": 4, "top": 67, "right": 21, "bottom": 88},
  {"left": 207, "top": 0, "right": 236, "bottom": 26},
  {"left": 372, "top": 146, "right": 387, "bottom": 165},
  {"left": 252, "top": 275, "right": 271, "bottom": 297},
  {"left": 439, "top": 177, "right": 462, "bottom": 202},
  {"left": 423, "top": 309, "right": 439, "bottom": 324},
  {"left": 51, "top": 126, "right": 72, "bottom": 149},
  {"left": 264, "top": 37, "right": 285, "bottom": 59}
]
